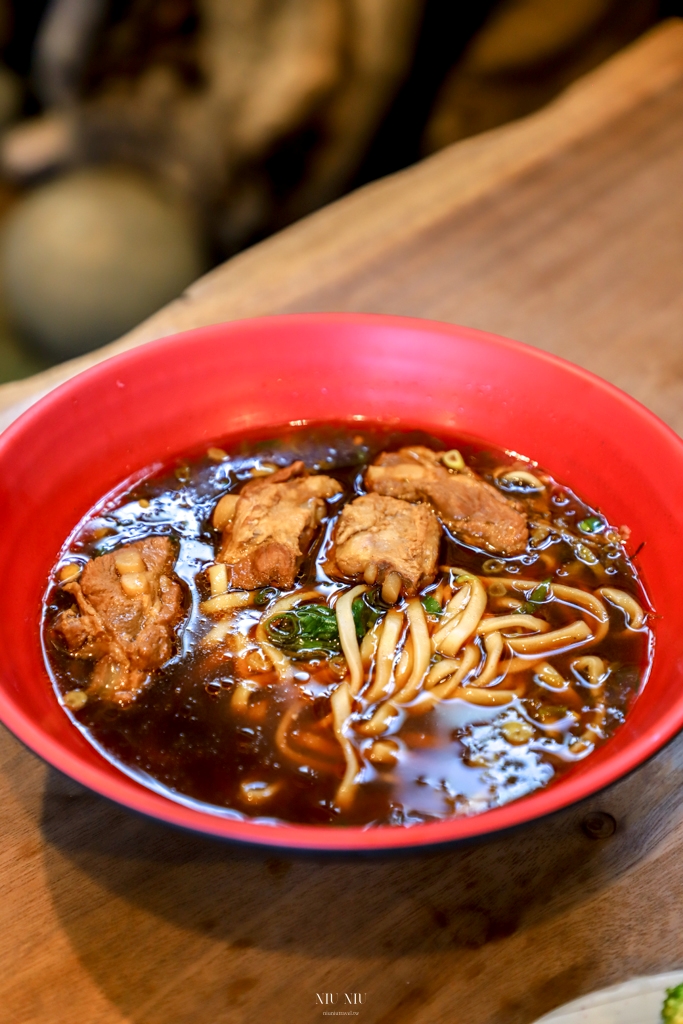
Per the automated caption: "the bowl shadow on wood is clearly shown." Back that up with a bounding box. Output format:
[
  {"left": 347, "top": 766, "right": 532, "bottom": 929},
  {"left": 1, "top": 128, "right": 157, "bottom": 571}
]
[{"left": 37, "top": 732, "right": 683, "bottom": 1024}]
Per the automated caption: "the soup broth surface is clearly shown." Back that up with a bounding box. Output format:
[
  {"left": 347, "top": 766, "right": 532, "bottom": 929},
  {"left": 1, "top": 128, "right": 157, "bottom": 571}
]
[{"left": 43, "top": 425, "right": 652, "bottom": 827}]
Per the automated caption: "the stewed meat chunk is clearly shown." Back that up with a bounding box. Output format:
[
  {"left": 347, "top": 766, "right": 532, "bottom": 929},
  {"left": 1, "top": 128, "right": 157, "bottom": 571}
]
[
  {"left": 216, "top": 461, "right": 342, "bottom": 589},
  {"left": 55, "top": 537, "right": 183, "bottom": 705},
  {"left": 365, "top": 446, "right": 528, "bottom": 555},
  {"left": 326, "top": 493, "right": 440, "bottom": 597}
]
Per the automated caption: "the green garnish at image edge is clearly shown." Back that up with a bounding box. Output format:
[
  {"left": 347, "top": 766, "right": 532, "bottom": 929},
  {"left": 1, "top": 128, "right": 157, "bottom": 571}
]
[{"left": 662, "top": 983, "right": 683, "bottom": 1023}]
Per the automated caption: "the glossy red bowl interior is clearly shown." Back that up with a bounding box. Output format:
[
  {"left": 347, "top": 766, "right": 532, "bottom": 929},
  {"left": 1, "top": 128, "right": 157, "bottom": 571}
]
[{"left": 1, "top": 312, "right": 682, "bottom": 852}]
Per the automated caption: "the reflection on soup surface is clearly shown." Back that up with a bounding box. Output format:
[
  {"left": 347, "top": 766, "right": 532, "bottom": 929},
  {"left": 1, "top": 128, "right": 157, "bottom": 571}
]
[{"left": 43, "top": 425, "right": 652, "bottom": 827}]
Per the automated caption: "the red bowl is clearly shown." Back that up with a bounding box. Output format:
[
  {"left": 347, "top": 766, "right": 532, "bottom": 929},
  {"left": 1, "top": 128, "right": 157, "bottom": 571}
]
[{"left": 0, "top": 313, "right": 680, "bottom": 852}]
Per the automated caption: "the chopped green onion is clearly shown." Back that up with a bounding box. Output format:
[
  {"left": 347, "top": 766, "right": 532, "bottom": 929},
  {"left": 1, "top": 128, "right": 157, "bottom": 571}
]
[
  {"left": 528, "top": 578, "right": 551, "bottom": 604},
  {"left": 442, "top": 449, "right": 465, "bottom": 471},
  {"left": 518, "top": 577, "right": 552, "bottom": 615},
  {"left": 536, "top": 704, "right": 567, "bottom": 722},
  {"left": 482, "top": 558, "right": 506, "bottom": 574},
  {"left": 254, "top": 586, "right": 280, "bottom": 607},
  {"left": 575, "top": 542, "right": 599, "bottom": 565},
  {"left": 267, "top": 613, "right": 300, "bottom": 641},
  {"left": 421, "top": 596, "right": 442, "bottom": 615},
  {"left": 578, "top": 515, "right": 604, "bottom": 534}
]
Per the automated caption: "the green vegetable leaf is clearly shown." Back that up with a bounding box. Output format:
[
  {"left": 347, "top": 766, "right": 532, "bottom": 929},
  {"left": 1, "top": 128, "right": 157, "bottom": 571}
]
[
  {"left": 266, "top": 596, "right": 383, "bottom": 658},
  {"left": 265, "top": 604, "right": 341, "bottom": 658},
  {"left": 421, "top": 596, "right": 442, "bottom": 616},
  {"left": 578, "top": 515, "right": 604, "bottom": 534},
  {"left": 352, "top": 597, "right": 380, "bottom": 639}
]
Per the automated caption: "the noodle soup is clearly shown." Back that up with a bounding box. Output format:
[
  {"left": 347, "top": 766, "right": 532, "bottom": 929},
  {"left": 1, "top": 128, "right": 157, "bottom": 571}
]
[{"left": 42, "top": 425, "right": 652, "bottom": 827}]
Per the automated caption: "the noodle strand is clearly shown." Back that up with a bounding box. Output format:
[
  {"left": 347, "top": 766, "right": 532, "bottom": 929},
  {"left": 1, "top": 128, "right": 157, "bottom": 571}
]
[
  {"left": 432, "top": 574, "right": 487, "bottom": 657},
  {"left": 393, "top": 599, "right": 432, "bottom": 703},
  {"left": 453, "top": 687, "right": 518, "bottom": 706},
  {"left": 394, "top": 634, "right": 414, "bottom": 689},
  {"left": 334, "top": 584, "right": 369, "bottom": 695},
  {"left": 356, "top": 700, "right": 401, "bottom": 737},
  {"left": 572, "top": 655, "right": 608, "bottom": 687},
  {"left": 507, "top": 619, "right": 592, "bottom": 656},
  {"left": 275, "top": 703, "right": 336, "bottom": 773},
  {"left": 402, "top": 645, "right": 481, "bottom": 713},
  {"left": 364, "top": 609, "right": 404, "bottom": 702},
  {"left": 331, "top": 682, "right": 360, "bottom": 808},
  {"left": 597, "top": 587, "right": 646, "bottom": 629},
  {"left": 469, "top": 631, "right": 505, "bottom": 687},
  {"left": 360, "top": 619, "right": 381, "bottom": 669},
  {"left": 477, "top": 613, "right": 549, "bottom": 636}
]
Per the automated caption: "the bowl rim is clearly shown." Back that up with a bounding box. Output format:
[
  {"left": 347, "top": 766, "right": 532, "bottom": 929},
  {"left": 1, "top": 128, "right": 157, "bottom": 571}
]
[{"left": 1, "top": 310, "right": 681, "bottom": 853}]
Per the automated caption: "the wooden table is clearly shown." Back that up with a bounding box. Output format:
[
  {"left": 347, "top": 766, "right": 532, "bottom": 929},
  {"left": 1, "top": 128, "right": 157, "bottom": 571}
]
[{"left": 4, "top": 20, "right": 683, "bottom": 1024}]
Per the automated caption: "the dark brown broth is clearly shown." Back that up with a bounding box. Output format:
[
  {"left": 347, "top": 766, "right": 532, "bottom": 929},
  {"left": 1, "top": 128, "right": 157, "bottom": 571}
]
[{"left": 42, "top": 424, "right": 652, "bottom": 827}]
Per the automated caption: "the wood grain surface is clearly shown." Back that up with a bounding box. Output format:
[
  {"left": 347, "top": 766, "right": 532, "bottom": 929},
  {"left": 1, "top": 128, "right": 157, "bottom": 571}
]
[{"left": 3, "top": 20, "right": 683, "bottom": 1024}]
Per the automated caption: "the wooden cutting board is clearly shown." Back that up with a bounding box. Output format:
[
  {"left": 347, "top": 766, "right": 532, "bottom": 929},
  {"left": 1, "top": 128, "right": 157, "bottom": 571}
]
[{"left": 3, "top": 20, "right": 683, "bottom": 1024}]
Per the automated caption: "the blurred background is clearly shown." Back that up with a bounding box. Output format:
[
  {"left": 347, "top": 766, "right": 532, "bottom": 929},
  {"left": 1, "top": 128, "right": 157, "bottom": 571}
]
[{"left": 0, "top": 0, "right": 679, "bottom": 383}]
